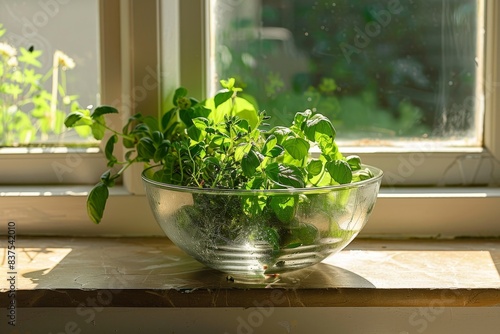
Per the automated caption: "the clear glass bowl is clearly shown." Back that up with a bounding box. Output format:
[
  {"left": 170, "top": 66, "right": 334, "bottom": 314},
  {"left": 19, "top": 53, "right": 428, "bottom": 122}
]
[{"left": 142, "top": 165, "right": 383, "bottom": 278}]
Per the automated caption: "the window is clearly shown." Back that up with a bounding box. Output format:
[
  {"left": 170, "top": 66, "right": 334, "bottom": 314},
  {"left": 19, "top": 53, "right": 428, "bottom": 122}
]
[
  {"left": 208, "top": 0, "right": 497, "bottom": 187},
  {"left": 2, "top": 0, "right": 500, "bottom": 237},
  {"left": 0, "top": 0, "right": 108, "bottom": 185},
  {"left": 211, "top": 0, "right": 482, "bottom": 143},
  {"left": 0, "top": 0, "right": 99, "bottom": 145}
]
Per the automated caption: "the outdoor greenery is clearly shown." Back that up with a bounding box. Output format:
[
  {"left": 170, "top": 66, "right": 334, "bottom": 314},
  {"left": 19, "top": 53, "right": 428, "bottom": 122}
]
[
  {"left": 214, "top": 0, "right": 478, "bottom": 140},
  {"left": 0, "top": 23, "right": 87, "bottom": 146}
]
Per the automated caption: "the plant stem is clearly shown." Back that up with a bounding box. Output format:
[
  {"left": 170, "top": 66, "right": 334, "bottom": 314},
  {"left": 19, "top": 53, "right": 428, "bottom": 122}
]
[{"left": 49, "top": 51, "right": 59, "bottom": 133}]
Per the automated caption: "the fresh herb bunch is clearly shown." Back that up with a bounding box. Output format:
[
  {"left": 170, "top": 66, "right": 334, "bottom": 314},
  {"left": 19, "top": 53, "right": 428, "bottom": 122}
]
[{"left": 65, "top": 78, "right": 373, "bottom": 224}]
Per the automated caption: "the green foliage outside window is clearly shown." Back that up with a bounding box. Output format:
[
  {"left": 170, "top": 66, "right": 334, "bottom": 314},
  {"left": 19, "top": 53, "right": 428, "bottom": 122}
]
[{"left": 0, "top": 23, "right": 89, "bottom": 146}]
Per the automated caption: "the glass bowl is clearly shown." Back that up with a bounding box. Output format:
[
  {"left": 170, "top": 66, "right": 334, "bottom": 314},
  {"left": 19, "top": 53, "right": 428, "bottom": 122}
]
[{"left": 142, "top": 165, "right": 383, "bottom": 278}]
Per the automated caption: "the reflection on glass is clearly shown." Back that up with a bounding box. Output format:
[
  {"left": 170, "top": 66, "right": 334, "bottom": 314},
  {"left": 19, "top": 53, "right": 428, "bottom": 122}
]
[
  {"left": 0, "top": 0, "right": 99, "bottom": 146},
  {"left": 211, "top": 0, "right": 483, "bottom": 146}
]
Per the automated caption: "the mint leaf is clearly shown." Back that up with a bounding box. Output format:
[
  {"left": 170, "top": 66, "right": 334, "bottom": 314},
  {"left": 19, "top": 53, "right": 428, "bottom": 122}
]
[
  {"left": 91, "top": 105, "right": 118, "bottom": 119},
  {"left": 91, "top": 116, "right": 106, "bottom": 140},
  {"left": 105, "top": 135, "right": 118, "bottom": 167},
  {"left": 64, "top": 112, "right": 87, "bottom": 127}
]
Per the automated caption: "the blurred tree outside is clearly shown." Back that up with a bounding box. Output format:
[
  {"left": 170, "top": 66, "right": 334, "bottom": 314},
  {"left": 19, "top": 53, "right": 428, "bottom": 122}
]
[{"left": 213, "top": 0, "right": 480, "bottom": 144}]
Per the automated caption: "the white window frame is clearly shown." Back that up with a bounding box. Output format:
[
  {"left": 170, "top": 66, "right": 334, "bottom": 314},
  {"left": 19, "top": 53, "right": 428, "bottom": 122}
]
[{"left": 1, "top": 0, "right": 499, "bottom": 238}]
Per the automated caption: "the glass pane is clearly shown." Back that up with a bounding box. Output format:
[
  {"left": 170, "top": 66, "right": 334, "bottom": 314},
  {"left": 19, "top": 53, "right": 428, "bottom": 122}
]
[
  {"left": 210, "top": 0, "right": 484, "bottom": 147},
  {"left": 0, "top": 0, "right": 99, "bottom": 146}
]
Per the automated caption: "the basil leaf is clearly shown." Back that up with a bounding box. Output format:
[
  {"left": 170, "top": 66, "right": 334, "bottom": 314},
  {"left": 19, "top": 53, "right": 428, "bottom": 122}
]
[
  {"left": 326, "top": 160, "right": 352, "bottom": 184},
  {"left": 347, "top": 155, "right": 362, "bottom": 170},
  {"left": 303, "top": 113, "right": 336, "bottom": 142},
  {"left": 307, "top": 159, "right": 323, "bottom": 176},
  {"left": 87, "top": 182, "right": 109, "bottom": 224},
  {"left": 265, "top": 163, "right": 305, "bottom": 188}
]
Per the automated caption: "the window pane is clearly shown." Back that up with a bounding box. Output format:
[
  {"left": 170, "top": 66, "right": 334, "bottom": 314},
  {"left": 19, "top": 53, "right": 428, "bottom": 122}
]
[
  {"left": 0, "top": 0, "right": 99, "bottom": 146},
  {"left": 210, "top": 0, "right": 483, "bottom": 147}
]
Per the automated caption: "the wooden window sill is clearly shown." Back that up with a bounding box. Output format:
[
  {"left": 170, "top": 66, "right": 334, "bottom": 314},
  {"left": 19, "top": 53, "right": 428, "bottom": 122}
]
[{"left": 2, "top": 237, "right": 500, "bottom": 332}]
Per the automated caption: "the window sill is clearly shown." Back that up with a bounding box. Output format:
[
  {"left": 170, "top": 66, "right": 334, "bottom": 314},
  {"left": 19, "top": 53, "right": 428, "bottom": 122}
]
[{"left": 1, "top": 237, "right": 500, "bottom": 332}]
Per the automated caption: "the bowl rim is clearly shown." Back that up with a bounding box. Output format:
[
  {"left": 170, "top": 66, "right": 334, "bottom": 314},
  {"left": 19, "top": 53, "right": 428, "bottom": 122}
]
[{"left": 141, "top": 164, "right": 383, "bottom": 195}]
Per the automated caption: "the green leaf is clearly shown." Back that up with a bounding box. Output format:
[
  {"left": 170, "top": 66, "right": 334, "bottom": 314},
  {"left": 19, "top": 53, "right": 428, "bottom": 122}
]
[
  {"left": 209, "top": 135, "right": 231, "bottom": 149},
  {"left": 220, "top": 78, "right": 236, "bottom": 90},
  {"left": 326, "top": 160, "right": 353, "bottom": 184},
  {"left": 64, "top": 112, "right": 86, "bottom": 127},
  {"left": 86, "top": 182, "right": 109, "bottom": 224},
  {"left": 241, "top": 149, "right": 260, "bottom": 177},
  {"left": 232, "top": 97, "right": 259, "bottom": 129},
  {"left": 100, "top": 170, "right": 116, "bottom": 187},
  {"left": 91, "top": 105, "right": 118, "bottom": 119},
  {"left": 142, "top": 116, "right": 160, "bottom": 132},
  {"left": 154, "top": 140, "right": 170, "bottom": 163},
  {"left": 270, "top": 195, "right": 298, "bottom": 223},
  {"left": 303, "top": 113, "right": 336, "bottom": 142},
  {"left": 262, "top": 135, "right": 277, "bottom": 156},
  {"left": 283, "top": 137, "right": 310, "bottom": 160},
  {"left": 234, "top": 142, "right": 252, "bottom": 162},
  {"left": 151, "top": 131, "right": 164, "bottom": 145},
  {"left": 270, "top": 126, "right": 293, "bottom": 144},
  {"left": 307, "top": 159, "right": 323, "bottom": 176},
  {"left": 292, "top": 109, "right": 312, "bottom": 128},
  {"left": 105, "top": 135, "right": 118, "bottom": 167},
  {"left": 91, "top": 116, "right": 106, "bottom": 140},
  {"left": 137, "top": 137, "right": 156, "bottom": 160},
  {"left": 265, "top": 163, "right": 305, "bottom": 188},
  {"left": 347, "top": 155, "right": 362, "bottom": 170},
  {"left": 161, "top": 108, "right": 174, "bottom": 128},
  {"left": 173, "top": 87, "right": 188, "bottom": 106},
  {"left": 18, "top": 47, "right": 42, "bottom": 67},
  {"left": 187, "top": 123, "right": 203, "bottom": 142},
  {"left": 267, "top": 146, "right": 284, "bottom": 158},
  {"left": 214, "top": 90, "right": 233, "bottom": 108},
  {"left": 242, "top": 195, "right": 267, "bottom": 216},
  {"left": 352, "top": 168, "right": 374, "bottom": 182}
]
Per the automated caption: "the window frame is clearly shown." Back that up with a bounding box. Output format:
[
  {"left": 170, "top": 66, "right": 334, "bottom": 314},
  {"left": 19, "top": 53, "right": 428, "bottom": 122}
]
[{"left": 1, "top": 0, "right": 499, "bottom": 238}]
